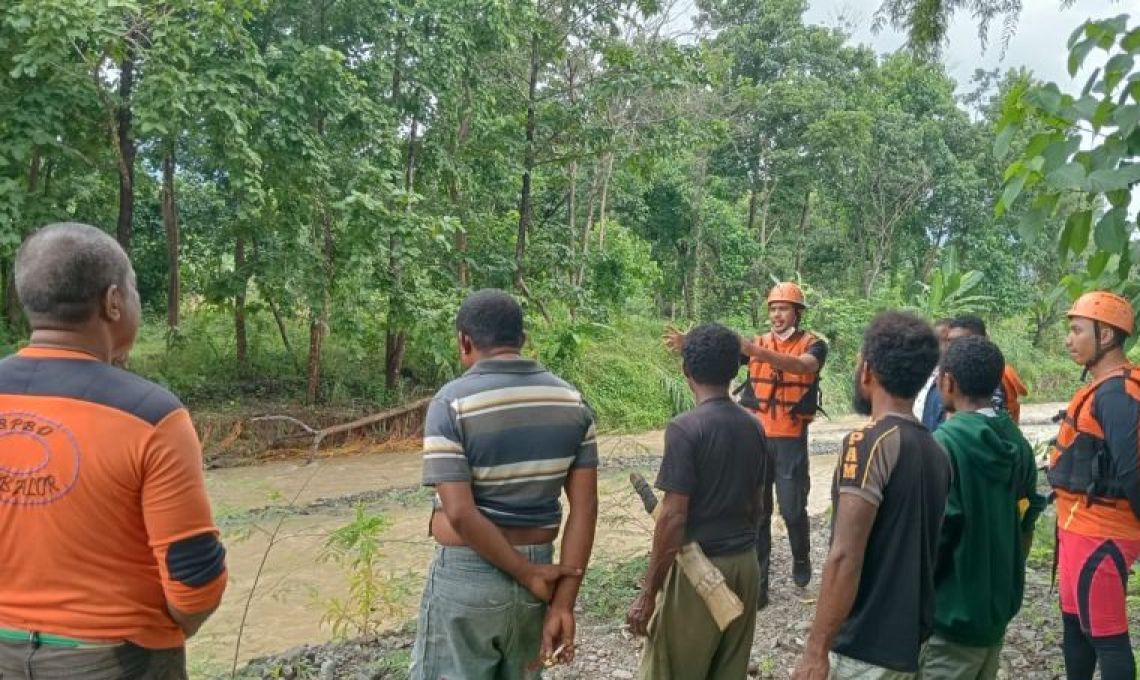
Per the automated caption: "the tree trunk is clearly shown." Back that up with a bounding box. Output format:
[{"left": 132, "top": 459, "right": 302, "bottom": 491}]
[
  {"left": 116, "top": 49, "right": 137, "bottom": 250},
  {"left": 596, "top": 152, "right": 615, "bottom": 249},
  {"left": 306, "top": 307, "right": 325, "bottom": 404},
  {"left": 565, "top": 59, "right": 579, "bottom": 286},
  {"left": 794, "top": 189, "right": 811, "bottom": 274},
  {"left": 682, "top": 272, "right": 694, "bottom": 321},
  {"left": 575, "top": 164, "right": 602, "bottom": 288},
  {"left": 234, "top": 238, "right": 249, "bottom": 367},
  {"left": 567, "top": 160, "right": 577, "bottom": 282},
  {"left": 864, "top": 237, "right": 888, "bottom": 297},
  {"left": 162, "top": 147, "right": 180, "bottom": 330},
  {"left": 27, "top": 147, "right": 41, "bottom": 196},
  {"left": 259, "top": 281, "right": 299, "bottom": 371},
  {"left": 450, "top": 89, "right": 473, "bottom": 288},
  {"left": 454, "top": 225, "right": 470, "bottom": 288},
  {"left": 514, "top": 33, "right": 540, "bottom": 294},
  {"left": 386, "top": 118, "right": 418, "bottom": 393},
  {"left": 2, "top": 151, "right": 41, "bottom": 335},
  {"left": 747, "top": 185, "right": 759, "bottom": 237},
  {"left": 758, "top": 179, "right": 775, "bottom": 250},
  {"left": 690, "top": 155, "right": 709, "bottom": 322},
  {"left": 307, "top": 211, "right": 334, "bottom": 404}
]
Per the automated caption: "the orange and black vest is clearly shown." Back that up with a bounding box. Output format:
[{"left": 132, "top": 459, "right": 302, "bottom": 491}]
[
  {"left": 744, "top": 330, "right": 822, "bottom": 439},
  {"left": 1049, "top": 366, "right": 1140, "bottom": 540}
]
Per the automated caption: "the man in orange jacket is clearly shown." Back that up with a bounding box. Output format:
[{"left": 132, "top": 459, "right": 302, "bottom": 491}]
[
  {"left": 945, "top": 314, "right": 1029, "bottom": 423},
  {"left": 1049, "top": 291, "right": 1140, "bottom": 680},
  {"left": 667, "top": 282, "right": 828, "bottom": 608}
]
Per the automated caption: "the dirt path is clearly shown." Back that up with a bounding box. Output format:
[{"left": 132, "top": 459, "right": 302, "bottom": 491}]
[{"left": 190, "top": 404, "right": 1065, "bottom": 676}]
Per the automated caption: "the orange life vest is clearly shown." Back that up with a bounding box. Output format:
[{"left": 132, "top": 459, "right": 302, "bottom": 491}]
[
  {"left": 1049, "top": 366, "right": 1140, "bottom": 540},
  {"left": 746, "top": 330, "right": 822, "bottom": 439},
  {"left": 1002, "top": 365, "right": 1028, "bottom": 424}
]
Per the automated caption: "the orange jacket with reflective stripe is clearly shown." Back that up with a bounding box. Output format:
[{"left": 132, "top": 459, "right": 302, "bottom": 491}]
[
  {"left": 747, "top": 330, "right": 821, "bottom": 439},
  {"left": 1049, "top": 366, "right": 1140, "bottom": 540}
]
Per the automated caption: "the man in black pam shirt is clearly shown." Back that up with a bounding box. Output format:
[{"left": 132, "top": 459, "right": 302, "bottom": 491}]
[{"left": 793, "top": 312, "right": 950, "bottom": 680}]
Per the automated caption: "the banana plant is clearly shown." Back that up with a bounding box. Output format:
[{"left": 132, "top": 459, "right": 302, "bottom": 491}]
[{"left": 910, "top": 247, "right": 994, "bottom": 319}]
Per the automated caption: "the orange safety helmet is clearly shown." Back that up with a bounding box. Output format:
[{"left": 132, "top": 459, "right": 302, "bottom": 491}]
[
  {"left": 1067, "top": 291, "right": 1135, "bottom": 336},
  {"left": 768, "top": 282, "right": 806, "bottom": 308}
]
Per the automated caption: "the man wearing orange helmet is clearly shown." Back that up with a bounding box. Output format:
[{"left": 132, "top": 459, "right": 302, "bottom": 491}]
[
  {"left": 742, "top": 282, "right": 827, "bottom": 605},
  {"left": 669, "top": 282, "right": 828, "bottom": 607},
  {"left": 1049, "top": 291, "right": 1140, "bottom": 680}
]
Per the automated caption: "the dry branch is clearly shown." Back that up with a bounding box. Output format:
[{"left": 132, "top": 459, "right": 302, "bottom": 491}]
[{"left": 252, "top": 397, "right": 432, "bottom": 462}]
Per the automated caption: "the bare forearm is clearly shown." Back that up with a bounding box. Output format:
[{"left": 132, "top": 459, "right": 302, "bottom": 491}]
[
  {"left": 168, "top": 604, "right": 216, "bottom": 639},
  {"left": 449, "top": 509, "right": 530, "bottom": 582},
  {"left": 551, "top": 499, "right": 598, "bottom": 609},
  {"left": 804, "top": 549, "right": 863, "bottom": 656},
  {"left": 643, "top": 511, "right": 685, "bottom": 596},
  {"left": 741, "top": 339, "right": 818, "bottom": 374}
]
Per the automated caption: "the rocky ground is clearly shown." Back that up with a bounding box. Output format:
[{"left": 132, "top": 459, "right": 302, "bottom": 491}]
[{"left": 234, "top": 509, "right": 1099, "bottom": 680}]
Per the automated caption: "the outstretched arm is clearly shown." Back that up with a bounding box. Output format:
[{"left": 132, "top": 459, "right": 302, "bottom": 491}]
[{"left": 740, "top": 336, "right": 821, "bottom": 374}]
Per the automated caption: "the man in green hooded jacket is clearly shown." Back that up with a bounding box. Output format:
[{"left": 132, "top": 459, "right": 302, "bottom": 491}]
[{"left": 919, "top": 335, "right": 1046, "bottom": 679}]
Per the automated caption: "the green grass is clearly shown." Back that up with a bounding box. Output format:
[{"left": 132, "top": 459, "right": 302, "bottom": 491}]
[
  {"left": 545, "top": 317, "right": 687, "bottom": 432},
  {"left": 577, "top": 553, "right": 649, "bottom": 621},
  {"left": 368, "top": 648, "right": 412, "bottom": 678},
  {"left": 1027, "top": 507, "right": 1056, "bottom": 571}
]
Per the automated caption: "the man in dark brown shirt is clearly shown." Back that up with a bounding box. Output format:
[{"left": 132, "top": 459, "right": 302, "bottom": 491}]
[
  {"left": 793, "top": 312, "right": 950, "bottom": 679},
  {"left": 628, "top": 323, "right": 768, "bottom": 679}
]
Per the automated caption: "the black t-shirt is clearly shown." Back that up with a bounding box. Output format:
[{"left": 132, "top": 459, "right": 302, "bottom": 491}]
[
  {"left": 830, "top": 414, "right": 951, "bottom": 672},
  {"left": 655, "top": 397, "right": 768, "bottom": 557}
]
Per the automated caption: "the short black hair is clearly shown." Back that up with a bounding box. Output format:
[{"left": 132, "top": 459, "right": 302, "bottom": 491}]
[
  {"left": 456, "top": 289, "right": 524, "bottom": 349},
  {"left": 15, "top": 223, "right": 133, "bottom": 324},
  {"left": 862, "top": 312, "right": 940, "bottom": 399},
  {"left": 1110, "top": 327, "right": 1129, "bottom": 348},
  {"left": 942, "top": 336, "right": 1004, "bottom": 399},
  {"left": 949, "top": 314, "right": 987, "bottom": 337},
  {"left": 682, "top": 323, "right": 741, "bottom": 386}
]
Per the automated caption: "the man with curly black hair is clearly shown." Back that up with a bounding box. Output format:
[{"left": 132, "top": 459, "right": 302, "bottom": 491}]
[
  {"left": 919, "top": 336, "right": 1045, "bottom": 680},
  {"left": 629, "top": 323, "right": 768, "bottom": 679},
  {"left": 794, "top": 312, "right": 950, "bottom": 680}
]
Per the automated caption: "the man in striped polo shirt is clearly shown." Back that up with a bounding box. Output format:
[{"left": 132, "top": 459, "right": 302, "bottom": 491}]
[{"left": 410, "top": 289, "right": 599, "bottom": 680}]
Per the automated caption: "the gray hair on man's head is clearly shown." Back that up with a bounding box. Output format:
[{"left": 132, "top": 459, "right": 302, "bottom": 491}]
[{"left": 15, "top": 223, "right": 133, "bottom": 324}]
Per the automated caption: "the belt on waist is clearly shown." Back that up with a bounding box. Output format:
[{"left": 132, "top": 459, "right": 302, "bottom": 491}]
[{"left": 0, "top": 628, "right": 120, "bottom": 649}]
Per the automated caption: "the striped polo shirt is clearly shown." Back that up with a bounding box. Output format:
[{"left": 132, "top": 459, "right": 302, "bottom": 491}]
[{"left": 422, "top": 358, "right": 598, "bottom": 529}]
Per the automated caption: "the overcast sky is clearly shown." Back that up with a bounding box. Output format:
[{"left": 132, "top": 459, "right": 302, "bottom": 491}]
[{"left": 803, "top": 0, "right": 1138, "bottom": 95}]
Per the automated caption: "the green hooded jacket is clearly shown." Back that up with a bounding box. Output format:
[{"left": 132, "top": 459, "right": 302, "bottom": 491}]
[{"left": 932, "top": 410, "right": 1046, "bottom": 647}]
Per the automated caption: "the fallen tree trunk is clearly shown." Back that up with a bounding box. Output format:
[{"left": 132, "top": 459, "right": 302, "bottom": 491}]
[{"left": 252, "top": 396, "right": 432, "bottom": 462}]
